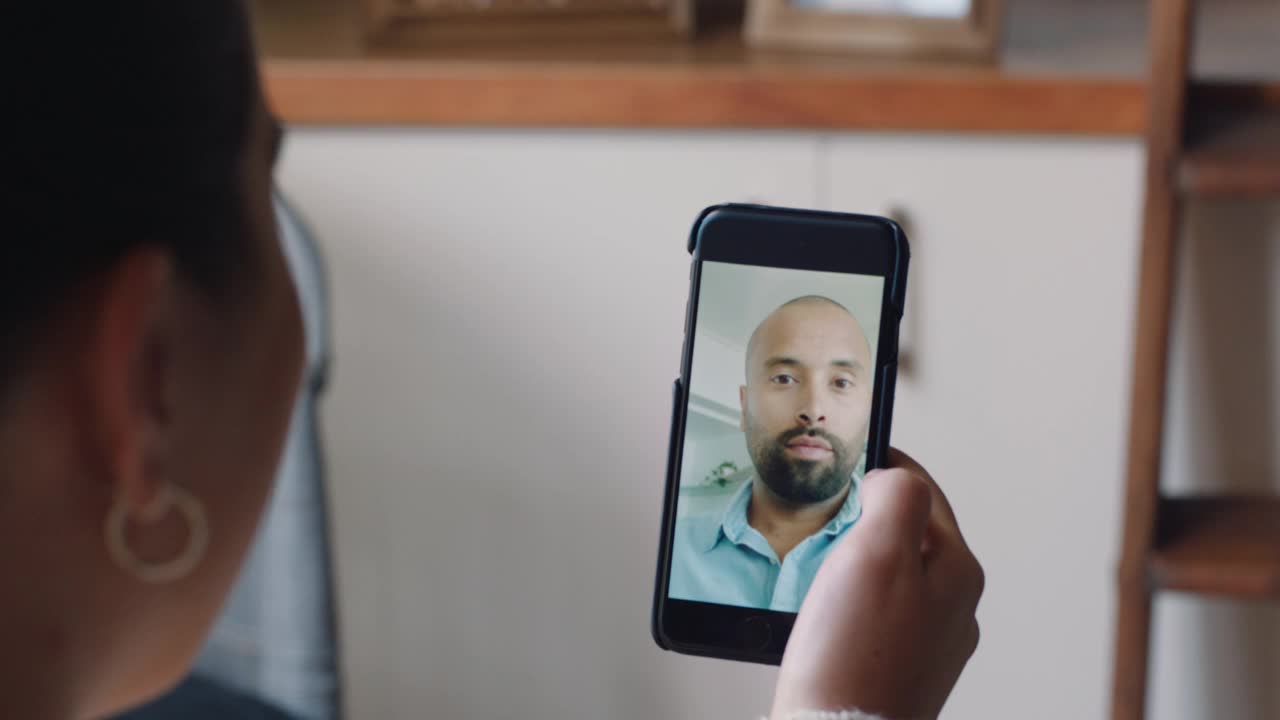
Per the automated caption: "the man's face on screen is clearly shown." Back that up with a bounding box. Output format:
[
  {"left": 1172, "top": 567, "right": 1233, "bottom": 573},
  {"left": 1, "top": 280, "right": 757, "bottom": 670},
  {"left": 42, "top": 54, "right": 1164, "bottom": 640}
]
[{"left": 740, "top": 297, "right": 874, "bottom": 505}]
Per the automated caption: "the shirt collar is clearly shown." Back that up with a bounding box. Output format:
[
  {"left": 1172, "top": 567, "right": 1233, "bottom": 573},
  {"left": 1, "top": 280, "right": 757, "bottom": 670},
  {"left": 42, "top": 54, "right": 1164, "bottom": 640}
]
[
  {"left": 697, "top": 474, "right": 863, "bottom": 553},
  {"left": 692, "top": 479, "right": 753, "bottom": 554}
]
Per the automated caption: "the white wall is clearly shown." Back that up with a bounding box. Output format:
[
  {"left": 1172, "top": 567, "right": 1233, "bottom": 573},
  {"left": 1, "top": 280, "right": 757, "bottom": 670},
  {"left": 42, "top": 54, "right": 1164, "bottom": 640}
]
[
  {"left": 276, "top": 129, "right": 1279, "bottom": 720},
  {"left": 677, "top": 411, "right": 750, "bottom": 519},
  {"left": 687, "top": 330, "right": 747, "bottom": 424},
  {"left": 680, "top": 411, "right": 749, "bottom": 489},
  {"left": 279, "top": 131, "right": 816, "bottom": 720}
]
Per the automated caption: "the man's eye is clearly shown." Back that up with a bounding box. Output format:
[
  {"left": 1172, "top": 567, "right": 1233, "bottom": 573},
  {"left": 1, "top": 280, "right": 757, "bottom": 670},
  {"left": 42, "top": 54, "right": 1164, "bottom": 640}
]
[
  {"left": 833, "top": 378, "right": 855, "bottom": 390},
  {"left": 771, "top": 374, "right": 797, "bottom": 385}
]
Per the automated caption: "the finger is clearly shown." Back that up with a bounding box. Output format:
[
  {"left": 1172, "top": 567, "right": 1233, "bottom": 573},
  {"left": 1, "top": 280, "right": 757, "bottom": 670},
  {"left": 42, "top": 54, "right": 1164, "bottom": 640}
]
[
  {"left": 855, "top": 467, "right": 934, "bottom": 556},
  {"left": 888, "top": 447, "right": 965, "bottom": 543},
  {"left": 968, "top": 617, "right": 981, "bottom": 659}
]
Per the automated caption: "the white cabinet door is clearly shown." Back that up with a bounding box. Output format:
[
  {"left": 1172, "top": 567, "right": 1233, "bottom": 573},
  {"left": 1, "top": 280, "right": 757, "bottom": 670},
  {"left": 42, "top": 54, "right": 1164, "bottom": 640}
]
[
  {"left": 823, "top": 135, "right": 1145, "bottom": 720},
  {"left": 277, "top": 130, "right": 819, "bottom": 720}
]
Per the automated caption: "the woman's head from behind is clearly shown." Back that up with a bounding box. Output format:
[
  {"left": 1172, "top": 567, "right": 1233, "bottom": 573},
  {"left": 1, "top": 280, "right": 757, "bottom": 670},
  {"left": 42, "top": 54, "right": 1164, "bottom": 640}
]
[{"left": 3, "top": 2, "right": 302, "bottom": 717}]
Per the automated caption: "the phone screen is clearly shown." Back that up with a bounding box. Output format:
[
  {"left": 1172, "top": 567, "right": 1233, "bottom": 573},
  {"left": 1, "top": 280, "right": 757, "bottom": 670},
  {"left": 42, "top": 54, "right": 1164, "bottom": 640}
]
[
  {"left": 669, "top": 261, "right": 885, "bottom": 613},
  {"left": 654, "top": 205, "right": 906, "bottom": 663}
]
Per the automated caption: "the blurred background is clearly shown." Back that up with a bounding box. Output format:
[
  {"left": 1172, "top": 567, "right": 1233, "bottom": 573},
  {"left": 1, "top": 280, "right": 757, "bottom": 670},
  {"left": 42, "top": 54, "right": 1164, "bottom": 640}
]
[{"left": 148, "top": 0, "right": 1280, "bottom": 718}]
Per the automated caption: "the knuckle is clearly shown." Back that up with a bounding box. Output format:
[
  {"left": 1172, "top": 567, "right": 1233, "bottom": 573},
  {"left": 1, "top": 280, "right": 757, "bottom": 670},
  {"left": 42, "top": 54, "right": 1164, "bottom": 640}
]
[
  {"left": 875, "top": 469, "right": 931, "bottom": 517},
  {"left": 970, "top": 556, "right": 987, "bottom": 600}
]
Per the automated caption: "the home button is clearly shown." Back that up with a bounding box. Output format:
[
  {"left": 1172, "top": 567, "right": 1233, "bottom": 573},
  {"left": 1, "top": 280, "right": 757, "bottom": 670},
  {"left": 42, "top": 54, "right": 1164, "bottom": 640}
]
[{"left": 739, "top": 616, "right": 772, "bottom": 650}]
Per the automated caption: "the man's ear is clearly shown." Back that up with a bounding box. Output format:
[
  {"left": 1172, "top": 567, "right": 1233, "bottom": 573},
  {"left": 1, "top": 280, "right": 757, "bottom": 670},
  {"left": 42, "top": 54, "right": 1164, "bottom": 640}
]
[
  {"left": 82, "top": 247, "right": 178, "bottom": 513},
  {"left": 739, "top": 385, "right": 747, "bottom": 432}
]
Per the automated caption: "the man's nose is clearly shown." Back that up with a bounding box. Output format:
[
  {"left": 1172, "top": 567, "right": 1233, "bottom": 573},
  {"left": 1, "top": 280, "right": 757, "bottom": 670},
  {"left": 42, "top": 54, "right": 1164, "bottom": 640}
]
[{"left": 796, "top": 387, "right": 827, "bottom": 426}]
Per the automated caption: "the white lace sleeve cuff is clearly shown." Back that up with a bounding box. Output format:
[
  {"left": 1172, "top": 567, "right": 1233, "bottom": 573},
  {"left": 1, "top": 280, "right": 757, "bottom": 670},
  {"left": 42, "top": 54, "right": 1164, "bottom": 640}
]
[{"left": 770, "top": 711, "right": 885, "bottom": 720}]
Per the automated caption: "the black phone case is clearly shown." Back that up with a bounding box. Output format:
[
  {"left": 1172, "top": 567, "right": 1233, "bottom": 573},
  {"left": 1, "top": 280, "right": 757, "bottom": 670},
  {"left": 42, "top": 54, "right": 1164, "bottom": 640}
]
[{"left": 651, "top": 203, "right": 909, "bottom": 665}]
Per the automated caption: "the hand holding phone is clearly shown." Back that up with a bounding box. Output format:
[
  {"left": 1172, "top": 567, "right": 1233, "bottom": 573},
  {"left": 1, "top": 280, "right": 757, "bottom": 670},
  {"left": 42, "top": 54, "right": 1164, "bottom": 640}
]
[{"left": 771, "top": 449, "right": 984, "bottom": 720}]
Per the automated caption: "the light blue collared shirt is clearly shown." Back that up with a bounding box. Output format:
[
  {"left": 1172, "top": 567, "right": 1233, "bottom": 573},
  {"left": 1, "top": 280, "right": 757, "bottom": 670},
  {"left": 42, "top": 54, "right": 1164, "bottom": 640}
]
[{"left": 668, "top": 477, "right": 862, "bottom": 612}]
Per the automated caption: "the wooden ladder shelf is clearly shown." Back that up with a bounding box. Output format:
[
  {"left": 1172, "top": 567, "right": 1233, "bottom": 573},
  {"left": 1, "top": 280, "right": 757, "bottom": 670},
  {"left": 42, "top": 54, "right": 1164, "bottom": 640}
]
[{"left": 1110, "top": 1, "right": 1280, "bottom": 718}]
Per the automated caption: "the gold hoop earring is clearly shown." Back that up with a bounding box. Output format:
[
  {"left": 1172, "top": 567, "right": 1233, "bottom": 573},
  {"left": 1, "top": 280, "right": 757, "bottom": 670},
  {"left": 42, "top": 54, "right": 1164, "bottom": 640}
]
[{"left": 105, "top": 484, "right": 209, "bottom": 584}]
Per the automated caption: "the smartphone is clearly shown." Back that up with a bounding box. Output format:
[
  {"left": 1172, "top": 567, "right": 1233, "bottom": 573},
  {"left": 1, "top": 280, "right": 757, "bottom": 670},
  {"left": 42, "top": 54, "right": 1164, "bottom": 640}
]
[{"left": 652, "top": 203, "right": 909, "bottom": 665}]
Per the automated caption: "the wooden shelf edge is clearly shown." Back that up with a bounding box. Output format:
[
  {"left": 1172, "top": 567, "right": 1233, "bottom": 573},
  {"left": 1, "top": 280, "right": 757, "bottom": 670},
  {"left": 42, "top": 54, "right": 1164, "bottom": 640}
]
[
  {"left": 1148, "top": 496, "right": 1280, "bottom": 600},
  {"left": 1149, "top": 559, "right": 1280, "bottom": 599},
  {"left": 1178, "top": 161, "right": 1280, "bottom": 197},
  {"left": 1180, "top": 90, "right": 1280, "bottom": 196},
  {"left": 262, "top": 58, "right": 1149, "bottom": 133}
]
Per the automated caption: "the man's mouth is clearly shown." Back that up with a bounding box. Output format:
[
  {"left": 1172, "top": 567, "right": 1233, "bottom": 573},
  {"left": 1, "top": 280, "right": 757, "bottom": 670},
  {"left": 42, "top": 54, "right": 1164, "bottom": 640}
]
[{"left": 785, "top": 436, "right": 833, "bottom": 460}]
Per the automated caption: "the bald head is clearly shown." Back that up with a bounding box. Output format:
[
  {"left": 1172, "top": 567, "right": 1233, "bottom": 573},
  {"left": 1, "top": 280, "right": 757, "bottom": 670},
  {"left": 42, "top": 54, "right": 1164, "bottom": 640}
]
[{"left": 745, "top": 296, "right": 869, "bottom": 381}]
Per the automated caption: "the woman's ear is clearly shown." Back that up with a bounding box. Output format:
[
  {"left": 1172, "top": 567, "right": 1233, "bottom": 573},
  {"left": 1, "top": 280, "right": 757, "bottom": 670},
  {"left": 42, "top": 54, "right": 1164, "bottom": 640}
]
[{"left": 80, "top": 247, "right": 179, "bottom": 512}]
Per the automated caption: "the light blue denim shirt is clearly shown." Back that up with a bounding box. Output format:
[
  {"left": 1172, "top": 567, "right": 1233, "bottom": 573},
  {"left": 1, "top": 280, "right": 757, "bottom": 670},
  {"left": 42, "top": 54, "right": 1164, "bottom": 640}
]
[{"left": 669, "top": 477, "right": 862, "bottom": 613}]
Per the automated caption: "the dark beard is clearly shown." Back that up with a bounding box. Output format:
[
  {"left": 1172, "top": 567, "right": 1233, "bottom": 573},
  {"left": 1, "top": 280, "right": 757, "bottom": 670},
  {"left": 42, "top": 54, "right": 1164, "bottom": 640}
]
[{"left": 750, "top": 426, "right": 857, "bottom": 505}]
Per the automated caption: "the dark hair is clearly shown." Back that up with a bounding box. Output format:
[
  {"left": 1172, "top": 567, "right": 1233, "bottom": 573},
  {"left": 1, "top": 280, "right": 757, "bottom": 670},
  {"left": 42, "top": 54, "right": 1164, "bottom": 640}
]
[{"left": 4, "top": 2, "right": 257, "bottom": 385}]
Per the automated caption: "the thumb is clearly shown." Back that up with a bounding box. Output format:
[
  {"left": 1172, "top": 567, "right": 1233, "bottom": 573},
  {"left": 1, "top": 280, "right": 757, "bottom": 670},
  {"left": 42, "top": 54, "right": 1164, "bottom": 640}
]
[{"left": 851, "top": 468, "right": 933, "bottom": 556}]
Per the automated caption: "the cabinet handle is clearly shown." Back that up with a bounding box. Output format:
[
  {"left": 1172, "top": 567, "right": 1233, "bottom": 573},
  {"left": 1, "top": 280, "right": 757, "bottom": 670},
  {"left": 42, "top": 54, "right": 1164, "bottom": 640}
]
[{"left": 885, "top": 205, "right": 917, "bottom": 379}]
